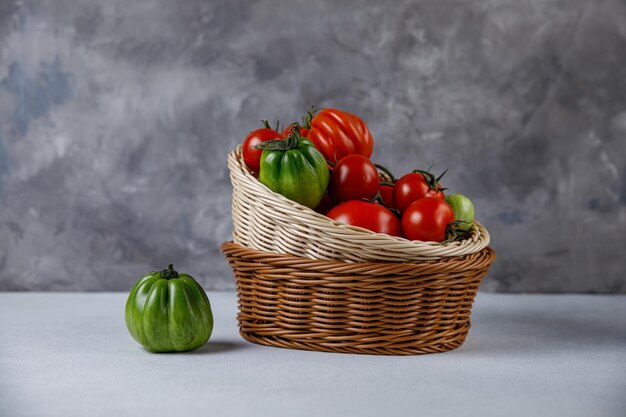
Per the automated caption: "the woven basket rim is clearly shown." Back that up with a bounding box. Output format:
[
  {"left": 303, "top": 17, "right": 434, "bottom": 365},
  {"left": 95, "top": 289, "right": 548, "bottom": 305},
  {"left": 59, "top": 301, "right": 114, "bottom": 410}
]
[{"left": 221, "top": 240, "right": 496, "bottom": 273}]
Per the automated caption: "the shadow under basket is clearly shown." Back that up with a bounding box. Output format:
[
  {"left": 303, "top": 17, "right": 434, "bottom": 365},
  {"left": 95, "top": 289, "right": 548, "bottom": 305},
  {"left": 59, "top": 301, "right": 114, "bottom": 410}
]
[{"left": 220, "top": 241, "right": 496, "bottom": 355}]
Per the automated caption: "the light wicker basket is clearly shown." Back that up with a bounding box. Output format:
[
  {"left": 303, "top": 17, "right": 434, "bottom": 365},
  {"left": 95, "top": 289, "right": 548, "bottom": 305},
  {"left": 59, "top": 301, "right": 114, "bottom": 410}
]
[
  {"left": 228, "top": 146, "right": 490, "bottom": 262},
  {"left": 222, "top": 146, "right": 496, "bottom": 355}
]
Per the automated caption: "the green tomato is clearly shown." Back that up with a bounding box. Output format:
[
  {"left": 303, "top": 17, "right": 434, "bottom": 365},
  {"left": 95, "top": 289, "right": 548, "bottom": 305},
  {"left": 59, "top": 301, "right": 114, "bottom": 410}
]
[
  {"left": 125, "top": 265, "right": 213, "bottom": 353},
  {"left": 445, "top": 194, "right": 475, "bottom": 231},
  {"left": 258, "top": 131, "right": 329, "bottom": 209}
]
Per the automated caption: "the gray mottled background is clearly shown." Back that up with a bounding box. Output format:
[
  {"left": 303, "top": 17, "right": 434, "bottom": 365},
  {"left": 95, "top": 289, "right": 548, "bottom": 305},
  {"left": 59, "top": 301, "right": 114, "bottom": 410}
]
[{"left": 0, "top": 0, "right": 624, "bottom": 292}]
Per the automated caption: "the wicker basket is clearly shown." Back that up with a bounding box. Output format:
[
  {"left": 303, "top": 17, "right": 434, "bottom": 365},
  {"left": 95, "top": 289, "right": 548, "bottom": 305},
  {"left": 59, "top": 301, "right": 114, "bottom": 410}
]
[
  {"left": 222, "top": 146, "right": 496, "bottom": 355},
  {"left": 228, "top": 146, "right": 490, "bottom": 262}
]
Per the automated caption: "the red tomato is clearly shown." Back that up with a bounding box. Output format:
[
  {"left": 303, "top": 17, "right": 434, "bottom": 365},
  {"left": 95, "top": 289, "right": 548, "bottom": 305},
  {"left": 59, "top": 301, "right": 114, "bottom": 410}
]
[
  {"left": 282, "top": 123, "right": 309, "bottom": 138},
  {"left": 302, "top": 108, "right": 373, "bottom": 164},
  {"left": 327, "top": 201, "right": 402, "bottom": 237},
  {"left": 402, "top": 198, "right": 454, "bottom": 242},
  {"left": 242, "top": 123, "right": 283, "bottom": 173},
  {"left": 329, "top": 155, "right": 379, "bottom": 203},
  {"left": 373, "top": 163, "right": 396, "bottom": 208},
  {"left": 314, "top": 194, "right": 335, "bottom": 215},
  {"left": 393, "top": 171, "right": 446, "bottom": 213},
  {"left": 379, "top": 182, "right": 395, "bottom": 208}
]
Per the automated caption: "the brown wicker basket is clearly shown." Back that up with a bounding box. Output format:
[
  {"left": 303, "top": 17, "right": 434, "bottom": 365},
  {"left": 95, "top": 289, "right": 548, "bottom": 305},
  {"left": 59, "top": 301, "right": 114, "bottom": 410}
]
[
  {"left": 221, "top": 241, "right": 495, "bottom": 355},
  {"left": 222, "top": 146, "right": 496, "bottom": 355}
]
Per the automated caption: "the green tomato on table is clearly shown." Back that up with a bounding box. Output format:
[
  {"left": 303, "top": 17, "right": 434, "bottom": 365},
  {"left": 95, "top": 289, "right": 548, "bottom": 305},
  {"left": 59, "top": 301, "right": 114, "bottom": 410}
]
[{"left": 125, "top": 265, "right": 213, "bottom": 353}]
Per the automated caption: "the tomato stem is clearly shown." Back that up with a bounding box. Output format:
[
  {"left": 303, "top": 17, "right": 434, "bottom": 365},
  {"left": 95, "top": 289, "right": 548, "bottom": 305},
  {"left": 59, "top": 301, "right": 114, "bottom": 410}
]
[
  {"left": 370, "top": 191, "right": 385, "bottom": 206},
  {"left": 285, "top": 123, "right": 299, "bottom": 135},
  {"left": 435, "top": 169, "right": 448, "bottom": 183},
  {"left": 369, "top": 192, "right": 399, "bottom": 217},
  {"left": 161, "top": 264, "right": 179, "bottom": 280},
  {"left": 374, "top": 163, "right": 396, "bottom": 182},
  {"left": 442, "top": 221, "right": 471, "bottom": 244},
  {"left": 255, "top": 126, "right": 301, "bottom": 151},
  {"left": 412, "top": 168, "right": 447, "bottom": 192},
  {"left": 261, "top": 119, "right": 282, "bottom": 133},
  {"left": 388, "top": 207, "right": 402, "bottom": 220},
  {"left": 301, "top": 105, "right": 319, "bottom": 129}
]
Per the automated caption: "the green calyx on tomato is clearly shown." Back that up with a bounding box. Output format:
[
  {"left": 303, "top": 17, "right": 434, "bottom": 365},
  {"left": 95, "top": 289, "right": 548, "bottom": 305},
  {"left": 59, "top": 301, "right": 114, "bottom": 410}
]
[
  {"left": 444, "top": 194, "right": 475, "bottom": 232},
  {"left": 160, "top": 263, "right": 179, "bottom": 279},
  {"left": 301, "top": 105, "right": 319, "bottom": 129},
  {"left": 125, "top": 264, "right": 214, "bottom": 353},
  {"left": 442, "top": 220, "right": 473, "bottom": 243},
  {"left": 242, "top": 120, "right": 285, "bottom": 173},
  {"left": 411, "top": 168, "right": 448, "bottom": 193},
  {"left": 256, "top": 127, "right": 330, "bottom": 209},
  {"left": 393, "top": 167, "right": 448, "bottom": 213},
  {"left": 374, "top": 163, "right": 396, "bottom": 209}
]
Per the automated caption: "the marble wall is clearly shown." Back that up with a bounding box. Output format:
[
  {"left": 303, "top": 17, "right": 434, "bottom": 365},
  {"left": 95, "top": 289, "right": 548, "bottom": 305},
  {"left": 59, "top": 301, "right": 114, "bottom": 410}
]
[{"left": 0, "top": 0, "right": 624, "bottom": 292}]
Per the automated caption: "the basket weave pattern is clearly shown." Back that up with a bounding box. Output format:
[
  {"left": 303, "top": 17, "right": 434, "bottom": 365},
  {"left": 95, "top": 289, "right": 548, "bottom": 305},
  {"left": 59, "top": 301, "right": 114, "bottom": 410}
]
[
  {"left": 221, "top": 242, "right": 496, "bottom": 355},
  {"left": 223, "top": 145, "right": 496, "bottom": 355}
]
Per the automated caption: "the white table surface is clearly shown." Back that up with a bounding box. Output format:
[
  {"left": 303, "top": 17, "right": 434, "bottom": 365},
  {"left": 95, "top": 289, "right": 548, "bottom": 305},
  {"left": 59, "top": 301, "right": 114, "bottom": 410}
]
[{"left": 1, "top": 292, "right": 625, "bottom": 417}]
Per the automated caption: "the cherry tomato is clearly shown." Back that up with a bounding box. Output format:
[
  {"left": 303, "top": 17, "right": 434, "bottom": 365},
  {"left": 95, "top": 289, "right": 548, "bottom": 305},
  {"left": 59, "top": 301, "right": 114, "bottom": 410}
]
[
  {"left": 329, "top": 155, "right": 379, "bottom": 203},
  {"left": 314, "top": 194, "right": 335, "bottom": 215},
  {"left": 393, "top": 171, "right": 446, "bottom": 213},
  {"left": 282, "top": 122, "right": 309, "bottom": 138},
  {"left": 445, "top": 194, "right": 475, "bottom": 231},
  {"left": 327, "top": 200, "right": 402, "bottom": 237},
  {"left": 379, "top": 182, "right": 395, "bottom": 208},
  {"left": 373, "top": 163, "right": 396, "bottom": 208},
  {"left": 301, "top": 108, "right": 373, "bottom": 164},
  {"left": 242, "top": 122, "right": 283, "bottom": 173},
  {"left": 402, "top": 198, "right": 454, "bottom": 242}
]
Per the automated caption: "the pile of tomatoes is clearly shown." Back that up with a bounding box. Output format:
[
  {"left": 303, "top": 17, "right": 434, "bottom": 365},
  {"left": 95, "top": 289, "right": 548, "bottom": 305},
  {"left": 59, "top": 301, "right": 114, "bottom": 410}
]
[{"left": 241, "top": 108, "right": 475, "bottom": 243}]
